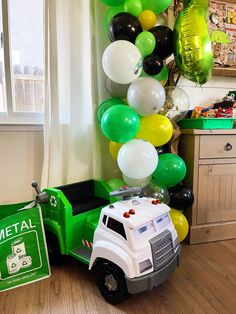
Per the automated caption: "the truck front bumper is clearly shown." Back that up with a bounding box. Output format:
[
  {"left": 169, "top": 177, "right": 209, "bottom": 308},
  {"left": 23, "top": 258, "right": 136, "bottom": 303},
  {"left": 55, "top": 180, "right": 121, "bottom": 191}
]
[{"left": 125, "top": 245, "right": 181, "bottom": 294}]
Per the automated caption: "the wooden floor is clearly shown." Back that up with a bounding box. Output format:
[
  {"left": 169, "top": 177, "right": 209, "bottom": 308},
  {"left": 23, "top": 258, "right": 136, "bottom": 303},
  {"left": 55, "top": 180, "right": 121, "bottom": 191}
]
[{"left": 1, "top": 239, "right": 236, "bottom": 314}]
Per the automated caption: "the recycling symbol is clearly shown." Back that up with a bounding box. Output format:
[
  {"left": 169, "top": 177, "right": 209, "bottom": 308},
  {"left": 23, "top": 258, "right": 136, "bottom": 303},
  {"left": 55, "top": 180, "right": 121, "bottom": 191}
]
[
  {"left": 16, "top": 248, "right": 21, "bottom": 253},
  {"left": 22, "top": 261, "right": 27, "bottom": 266},
  {"left": 50, "top": 196, "right": 57, "bottom": 207},
  {"left": 12, "top": 263, "right": 17, "bottom": 268}
]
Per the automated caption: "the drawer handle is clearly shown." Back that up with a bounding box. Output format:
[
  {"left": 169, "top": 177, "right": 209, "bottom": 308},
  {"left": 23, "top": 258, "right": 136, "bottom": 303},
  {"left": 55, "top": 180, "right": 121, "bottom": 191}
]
[{"left": 224, "top": 143, "right": 232, "bottom": 151}]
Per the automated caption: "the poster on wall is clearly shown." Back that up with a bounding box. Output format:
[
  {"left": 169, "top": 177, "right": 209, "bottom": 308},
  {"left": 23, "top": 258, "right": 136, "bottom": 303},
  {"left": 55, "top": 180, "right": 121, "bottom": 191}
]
[{"left": 208, "top": 0, "right": 236, "bottom": 70}]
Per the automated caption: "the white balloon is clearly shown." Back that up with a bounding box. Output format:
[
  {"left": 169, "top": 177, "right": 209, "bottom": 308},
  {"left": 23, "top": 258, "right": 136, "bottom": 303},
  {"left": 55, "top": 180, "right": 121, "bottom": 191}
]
[
  {"left": 123, "top": 174, "right": 152, "bottom": 188},
  {"left": 102, "top": 40, "right": 142, "bottom": 84},
  {"left": 118, "top": 139, "right": 158, "bottom": 179},
  {"left": 127, "top": 77, "right": 166, "bottom": 116}
]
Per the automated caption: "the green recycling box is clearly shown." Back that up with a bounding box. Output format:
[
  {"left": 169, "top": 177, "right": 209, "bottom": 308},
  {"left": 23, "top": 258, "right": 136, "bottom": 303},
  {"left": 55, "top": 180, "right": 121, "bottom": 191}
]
[{"left": 0, "top": 201, "right": 51, "bottom": 292}]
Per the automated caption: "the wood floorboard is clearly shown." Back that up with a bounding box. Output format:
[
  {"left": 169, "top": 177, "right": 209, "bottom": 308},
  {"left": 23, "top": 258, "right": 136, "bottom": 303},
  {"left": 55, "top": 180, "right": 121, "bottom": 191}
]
[{"left": 1, "top": 240, "right": 236, "bottom": 314}]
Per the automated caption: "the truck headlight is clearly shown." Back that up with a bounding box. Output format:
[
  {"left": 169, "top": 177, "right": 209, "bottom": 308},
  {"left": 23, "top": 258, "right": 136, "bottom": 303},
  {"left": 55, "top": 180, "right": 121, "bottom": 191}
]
[{"left": 139, "top": 259, "right": 152, "bottom": 274}]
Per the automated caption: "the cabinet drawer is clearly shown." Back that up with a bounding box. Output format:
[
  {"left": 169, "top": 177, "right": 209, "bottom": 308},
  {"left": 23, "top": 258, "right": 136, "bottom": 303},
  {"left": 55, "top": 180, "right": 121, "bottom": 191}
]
[{"left": 199, "top": 135, "right": 236, "bottom": 159}]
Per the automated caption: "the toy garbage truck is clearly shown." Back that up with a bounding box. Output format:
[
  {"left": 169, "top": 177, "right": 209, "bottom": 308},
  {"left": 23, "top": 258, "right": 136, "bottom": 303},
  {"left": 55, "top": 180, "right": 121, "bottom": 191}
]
[{"left": 33, "top": 179, "right": 181, "bottom": 304}]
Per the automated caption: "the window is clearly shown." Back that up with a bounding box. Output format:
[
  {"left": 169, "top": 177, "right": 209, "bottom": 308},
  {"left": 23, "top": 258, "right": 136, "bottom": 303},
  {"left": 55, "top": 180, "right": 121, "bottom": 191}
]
[
  {"left": 102, "top": 215, "right": 107, "bottom": 225},
  {"left": 155, "top": 214, "right": 170, "bottom": 229},
  {"left": 0, "top": 0, "right": 44, "bottom": 124},
  {"left": 133, "top": 221, "right": 155, "bottom": 241},
  {"left": 107, "top": 217, "right": 127, "bottom": 240}
]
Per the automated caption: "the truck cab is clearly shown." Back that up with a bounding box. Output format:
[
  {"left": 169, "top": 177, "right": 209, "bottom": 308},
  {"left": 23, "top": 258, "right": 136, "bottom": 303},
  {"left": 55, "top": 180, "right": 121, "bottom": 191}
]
[
  {"left": 37, "top": 180, "right": 180, "bottom": 304},
  {"left": 91, "top": 194, "right": 180, "bottom": 304}
]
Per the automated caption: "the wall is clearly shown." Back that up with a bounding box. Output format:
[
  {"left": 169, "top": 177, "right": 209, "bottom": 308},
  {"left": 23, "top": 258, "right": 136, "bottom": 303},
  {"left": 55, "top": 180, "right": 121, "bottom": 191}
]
[
  {"left": 0, "top": 125, "right": 44, "bottom": 204},
  {"left": 178, "top": 76, "right": 236, "bottom": 109}
]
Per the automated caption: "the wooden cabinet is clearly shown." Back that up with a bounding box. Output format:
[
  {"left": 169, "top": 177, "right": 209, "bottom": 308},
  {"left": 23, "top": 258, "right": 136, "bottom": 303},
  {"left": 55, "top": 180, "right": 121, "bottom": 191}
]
[{"left": 179, "top": 129, "right": 236, "bottom": 244}]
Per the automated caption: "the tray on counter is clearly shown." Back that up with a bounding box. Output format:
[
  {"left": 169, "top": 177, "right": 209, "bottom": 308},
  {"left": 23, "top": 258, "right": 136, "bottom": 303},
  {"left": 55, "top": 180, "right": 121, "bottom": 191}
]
[{"left": 178, "top": 118, "right": 235, "bottom": 129}]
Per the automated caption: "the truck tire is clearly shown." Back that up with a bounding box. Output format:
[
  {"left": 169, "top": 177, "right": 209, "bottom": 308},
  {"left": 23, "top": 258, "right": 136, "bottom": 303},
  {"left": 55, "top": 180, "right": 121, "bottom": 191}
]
[
  {"left": 45, "top": 232, "right": 62, "bottom": 265},
  {"left": 95, "top": 260, "right": 129, "bottom": 305}
]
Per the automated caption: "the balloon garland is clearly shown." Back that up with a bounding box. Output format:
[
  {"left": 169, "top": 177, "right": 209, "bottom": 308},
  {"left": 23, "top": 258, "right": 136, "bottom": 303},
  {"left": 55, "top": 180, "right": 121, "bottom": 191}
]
[{"left": 98, "top": 0, "right": 213, "bottom": 241}]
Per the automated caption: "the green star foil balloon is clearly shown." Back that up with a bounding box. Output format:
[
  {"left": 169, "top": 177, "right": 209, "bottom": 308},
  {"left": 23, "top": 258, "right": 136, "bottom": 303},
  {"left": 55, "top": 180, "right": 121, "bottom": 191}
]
[{"left": 173, "top": 0, "right": 213, "bottom": 85}]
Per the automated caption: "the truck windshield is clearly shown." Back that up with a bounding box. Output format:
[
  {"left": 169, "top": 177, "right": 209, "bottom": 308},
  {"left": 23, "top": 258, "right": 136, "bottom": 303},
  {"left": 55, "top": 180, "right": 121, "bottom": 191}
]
[
  {"left": 133, "top": 221, "right": 155, "bottom": 241},
  {"left": 132, "top": 213, "right": 170, "bottom": 241},
  {"left": 154, "top": 213, "right": 170, "bottom": 229}
]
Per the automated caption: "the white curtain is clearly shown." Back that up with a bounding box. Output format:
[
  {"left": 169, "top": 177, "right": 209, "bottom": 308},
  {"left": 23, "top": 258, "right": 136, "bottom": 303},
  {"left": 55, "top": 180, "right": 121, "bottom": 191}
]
[{"left": 41, "top": 0, "right": 104, "bottom": 188}]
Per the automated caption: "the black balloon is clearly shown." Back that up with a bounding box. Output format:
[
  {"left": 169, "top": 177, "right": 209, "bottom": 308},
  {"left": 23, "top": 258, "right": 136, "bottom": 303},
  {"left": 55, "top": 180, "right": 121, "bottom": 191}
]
[
  {"left": 149, "top": 26, "right": 173, "bottom": 60},
  {"left": 108, "top": 13, "right": 143, "bottom": 44},
  {"left": 143, "top": 54, "right": 163, "bottom": 76},
  {"left": 156, "top": 144, "right": 169, "bottom": 155},
  {"left": 168, "top": 184, "right": 194, "bottom": 211}
]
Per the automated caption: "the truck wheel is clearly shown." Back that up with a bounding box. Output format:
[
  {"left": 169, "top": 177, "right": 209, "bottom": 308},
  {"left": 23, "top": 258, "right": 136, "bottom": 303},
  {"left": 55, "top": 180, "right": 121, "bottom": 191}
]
[
  {"left": 95, "top": 260, "right": 129, "bottom": 305},
  {"left": 46, "top": 232, "right": 62, "bottom": 265}
]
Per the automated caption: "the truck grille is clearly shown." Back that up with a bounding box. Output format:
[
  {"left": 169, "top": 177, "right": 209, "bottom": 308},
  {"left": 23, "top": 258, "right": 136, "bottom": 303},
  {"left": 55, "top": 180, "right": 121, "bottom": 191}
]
[{"left": 149, "top": 230, "right": 174, "bottom": 271}]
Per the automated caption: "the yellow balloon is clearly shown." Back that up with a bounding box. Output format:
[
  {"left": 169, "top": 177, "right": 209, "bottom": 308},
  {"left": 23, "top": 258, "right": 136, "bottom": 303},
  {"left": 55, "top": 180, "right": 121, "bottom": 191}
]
[
  {"left": 109, "top": 141, "right": 123, "bottom": 160},
  {"left": 138, "top": 10, "right": 157, "bottom": 30},
  {"left": 169, "top": 208, "right": 189, "bottom": 242},
  {"left": 136, "top": 114, "right": 173, "bottom": 147}
]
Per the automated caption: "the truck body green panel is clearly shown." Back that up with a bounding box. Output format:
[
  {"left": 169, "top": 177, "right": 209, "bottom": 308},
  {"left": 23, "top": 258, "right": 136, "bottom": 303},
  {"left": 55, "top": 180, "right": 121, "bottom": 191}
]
[
  {"left": 43, "top": 218, "right": 66, "bottom": 254},
  {"left": 41, "top": 179, "right": 113, "bottom": 259}
]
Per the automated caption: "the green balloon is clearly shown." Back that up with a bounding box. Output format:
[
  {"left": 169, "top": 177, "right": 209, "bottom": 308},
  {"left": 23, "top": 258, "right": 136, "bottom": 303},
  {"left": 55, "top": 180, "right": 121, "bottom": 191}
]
[
  {"left": 124, "top": 0, "right": 142, "bottom": 17},
  {"left": 141, "top": 65, "right": 168, "bottom": 81},
  {"left": 101, "top": 0, "right": 125, "bottom": 6},
  {"left": 135, "top": 31, "right": 156, "bottom": 58},
  {"left": 173, "top": 0, "right": 213, "bottom": 84},
  {"left": 153, "top": 65, "right": 168, "bottom": 81},
  {"left": 141, "top": 0, "right": 172, "bottom": 13},
  {"left": 97, "top": 98, "right": 126, "bottom": 123},
  {"left": 107, "top": 178, "right": 126, "bottom": 190},
  {"left": 152, "top": 153, "right": 186, "bottom": 188},
  {"left": 103, "top": 5, "right": 124, "bottom": 33},
  {"left": 101, "top": 105, "right": 140, "bottom": 143}
]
